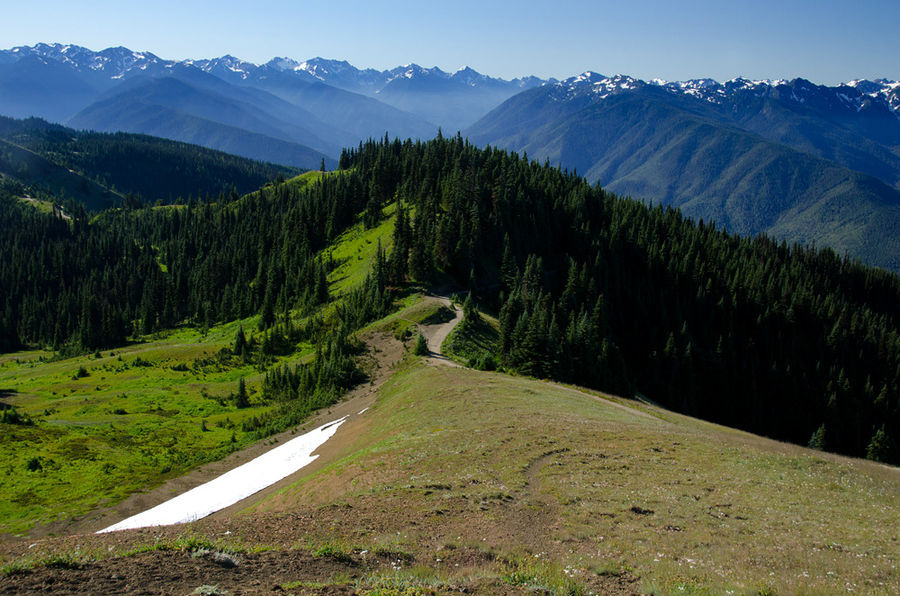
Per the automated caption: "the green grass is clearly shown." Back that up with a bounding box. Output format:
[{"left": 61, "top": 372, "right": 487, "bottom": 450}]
[
  {"left": 324, "top": 201, "right": 397, "bottom": 295},
  {"left": 500, "top": 557, "right": 584, "bottom": 596},
  {"left": 0, "top": 315, "right": 316, "bottom": 534},
  {"left": 366, "top": 294, "right": 453, "bottom": 342},
  {"left": 442, "top": 309, "right": 500, "bottom": 368},
  {"left": 16, "top": 196, "right": 56, "bottom": 215}
]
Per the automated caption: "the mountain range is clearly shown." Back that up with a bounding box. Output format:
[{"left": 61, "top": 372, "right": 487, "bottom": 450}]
[
  {"left": 2, "top": 43, "right": 900, "bottom": 269},
  {"left": 0, "top": 43, "right": 544, "bottom": 165},
  {"left": 468, "top": 73, "right": 900, "bottom": 270}
]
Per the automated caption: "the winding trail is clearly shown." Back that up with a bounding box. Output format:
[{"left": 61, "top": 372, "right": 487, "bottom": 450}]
[{"left": 417, "top": 294, "right": 464, "bottom": 366}]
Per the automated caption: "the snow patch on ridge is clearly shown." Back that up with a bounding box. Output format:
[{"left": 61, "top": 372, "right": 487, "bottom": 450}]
[{"left": 98, "top": 416, "right": 348, "bottom": 532}]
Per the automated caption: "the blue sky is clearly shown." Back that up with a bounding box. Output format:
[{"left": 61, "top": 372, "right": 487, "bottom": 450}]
[{"left": 2, "top": 0, "right": 897, "bottom": 83}]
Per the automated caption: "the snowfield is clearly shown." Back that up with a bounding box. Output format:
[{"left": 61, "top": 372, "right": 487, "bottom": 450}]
[{"left": 99, "top": 416, "right": 348, "bottom": 533}]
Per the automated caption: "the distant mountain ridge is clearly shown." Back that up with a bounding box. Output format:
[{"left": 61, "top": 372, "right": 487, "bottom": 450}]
[
  {"left": 468, "top": 72, "right": 900, "bottom": 271},
  {"left": 545, "top": 71, "right": 900, "bottom": 120},
  {"left": 5, "top": 44, "right": 896, "bottom": 124},
  {"left": 0, "top": 43, "right": 548, "bottom": 131}
]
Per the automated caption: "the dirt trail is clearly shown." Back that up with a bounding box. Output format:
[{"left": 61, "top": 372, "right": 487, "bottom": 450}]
[{"left": 417, "top": 294, "right": 463, "bottom": 367}]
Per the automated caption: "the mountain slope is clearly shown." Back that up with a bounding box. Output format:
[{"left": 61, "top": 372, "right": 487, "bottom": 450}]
[
  {"left": 0, "top": 116, "right": 300, "bottom": 207},
  {"left": 68, "top": 77, "right": 334, "bottom": 170},
  {"left": 0, "top": 55, "right": 101, "bottom": 122},
  {"left": 70, "top": 73, "right": 336, "bottom": 148},
  {"left": 469, "top": 82, "right": 900, "bottom": 270},
  {"left": 242, "top": 68, "right": 438, "bottom": 145},
  {"left": 657, "top": 77, "right": 900, "bottom": 187},
  {"left": 0, "top": 137, "right": 121, "bottom": 210}
]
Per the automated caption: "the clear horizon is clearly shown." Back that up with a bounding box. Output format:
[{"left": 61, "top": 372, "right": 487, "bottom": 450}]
[{"left": 2, "top": 0, "right": 898, "bottom": 85}]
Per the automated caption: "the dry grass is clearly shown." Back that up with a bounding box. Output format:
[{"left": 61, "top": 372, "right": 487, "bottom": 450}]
[{"left": 251, "top": 358, "right": 900, "bottom": 594}]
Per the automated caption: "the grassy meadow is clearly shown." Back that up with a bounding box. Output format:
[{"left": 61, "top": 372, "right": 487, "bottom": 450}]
[
  {"left": 246, "top": 357, "right": 900, "bottom": 594},
  {"left": 0, "top": 317, "right": 313, "bottom": 534}
]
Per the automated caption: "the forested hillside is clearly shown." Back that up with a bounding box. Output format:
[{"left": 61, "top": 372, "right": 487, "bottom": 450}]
[
  {"left": 355, "top": 134, "right": 900, "bottom": 464},
  {"left": 1, "top": 135, "right": 897, "bottom": 465},
  {"left": 467, "top": 81, "right": 900, "bottom": 271},
  {"left": 0, "top": 116, "right": 299, "bottom": 209}
]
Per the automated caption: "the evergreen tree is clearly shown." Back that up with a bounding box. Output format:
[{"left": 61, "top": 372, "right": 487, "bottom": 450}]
[
  {"left": 234, "top": 326, "right": 247, "bottom": 355},
  {"left": 808, "top": 424, "right": 827, "bottom": 450},
  {"left": 235, "top": 377, "right": 249, "bottom": 409},
  {"left": 866, "top": 426, "right": 895, "bottom": 462},
  {"left": 414, "top": 331, "right": 429, "bottom": 356}
]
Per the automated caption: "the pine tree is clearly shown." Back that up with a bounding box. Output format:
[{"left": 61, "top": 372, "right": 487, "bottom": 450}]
[
  {"left": 808, "top": 424, "right": 827, "bottom": 450},
  {"left": 866, "top": 426, "right": 895, "bottom": 462},
  {"left": 414, "top": 330, "right": 429, "bottom": 356},
  {"left": 235, "top": 377, "right": 249, "bottom": 408},
  {"left": 234, "top": 326, "right": 247, "bottom": 355}
]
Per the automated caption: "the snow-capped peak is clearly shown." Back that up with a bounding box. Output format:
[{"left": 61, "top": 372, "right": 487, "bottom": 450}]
[{"left": 266, "top": 56, "right": 301, "bottom": 72}]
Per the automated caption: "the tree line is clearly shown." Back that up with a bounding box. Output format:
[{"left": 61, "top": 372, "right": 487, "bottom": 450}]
[{"left": 1, "top": 132, "right": 897, "bottom": 463}]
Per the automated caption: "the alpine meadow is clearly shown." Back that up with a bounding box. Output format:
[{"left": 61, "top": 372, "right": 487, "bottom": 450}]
[{"left": 0, "top": 17, "right": 899, "bottom": 595}]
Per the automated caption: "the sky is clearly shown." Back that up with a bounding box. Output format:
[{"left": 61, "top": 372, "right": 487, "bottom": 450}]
[{"left": 2, "top": 0, "right": 898, "bottom": 84}]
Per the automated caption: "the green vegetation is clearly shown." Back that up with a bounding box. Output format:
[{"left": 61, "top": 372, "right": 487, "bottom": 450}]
[
  {"left": 323, "top": 201, "right": 397, "bottom": 295},
  {"left": 1, "top": 130, "right": 898, "bottom": 553},
  {"left": 443, "top": 303, "right": 500, "bottom": 370},
  {"left": 0, "top": 170, "right": 402, "bottom": 532},
  {"left": 310, "top": 538, "right": 354, "bottom": 563},
  {"left": 0, "top": 115, "right": 299, "bottom": 210},
  {"left": 341, "top": 135, "right": 900, "bottom": 463},
  {"left": 0, "top": 319, "right": 295, "bottom": 533}
]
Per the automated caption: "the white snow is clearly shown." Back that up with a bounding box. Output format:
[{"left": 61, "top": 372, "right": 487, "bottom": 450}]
[
  {"left": 270, "top": 57, "right": 300, "bottom": 72},
  {"left": 98, "top": 416, "right": 348, "bottom": 533}
]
